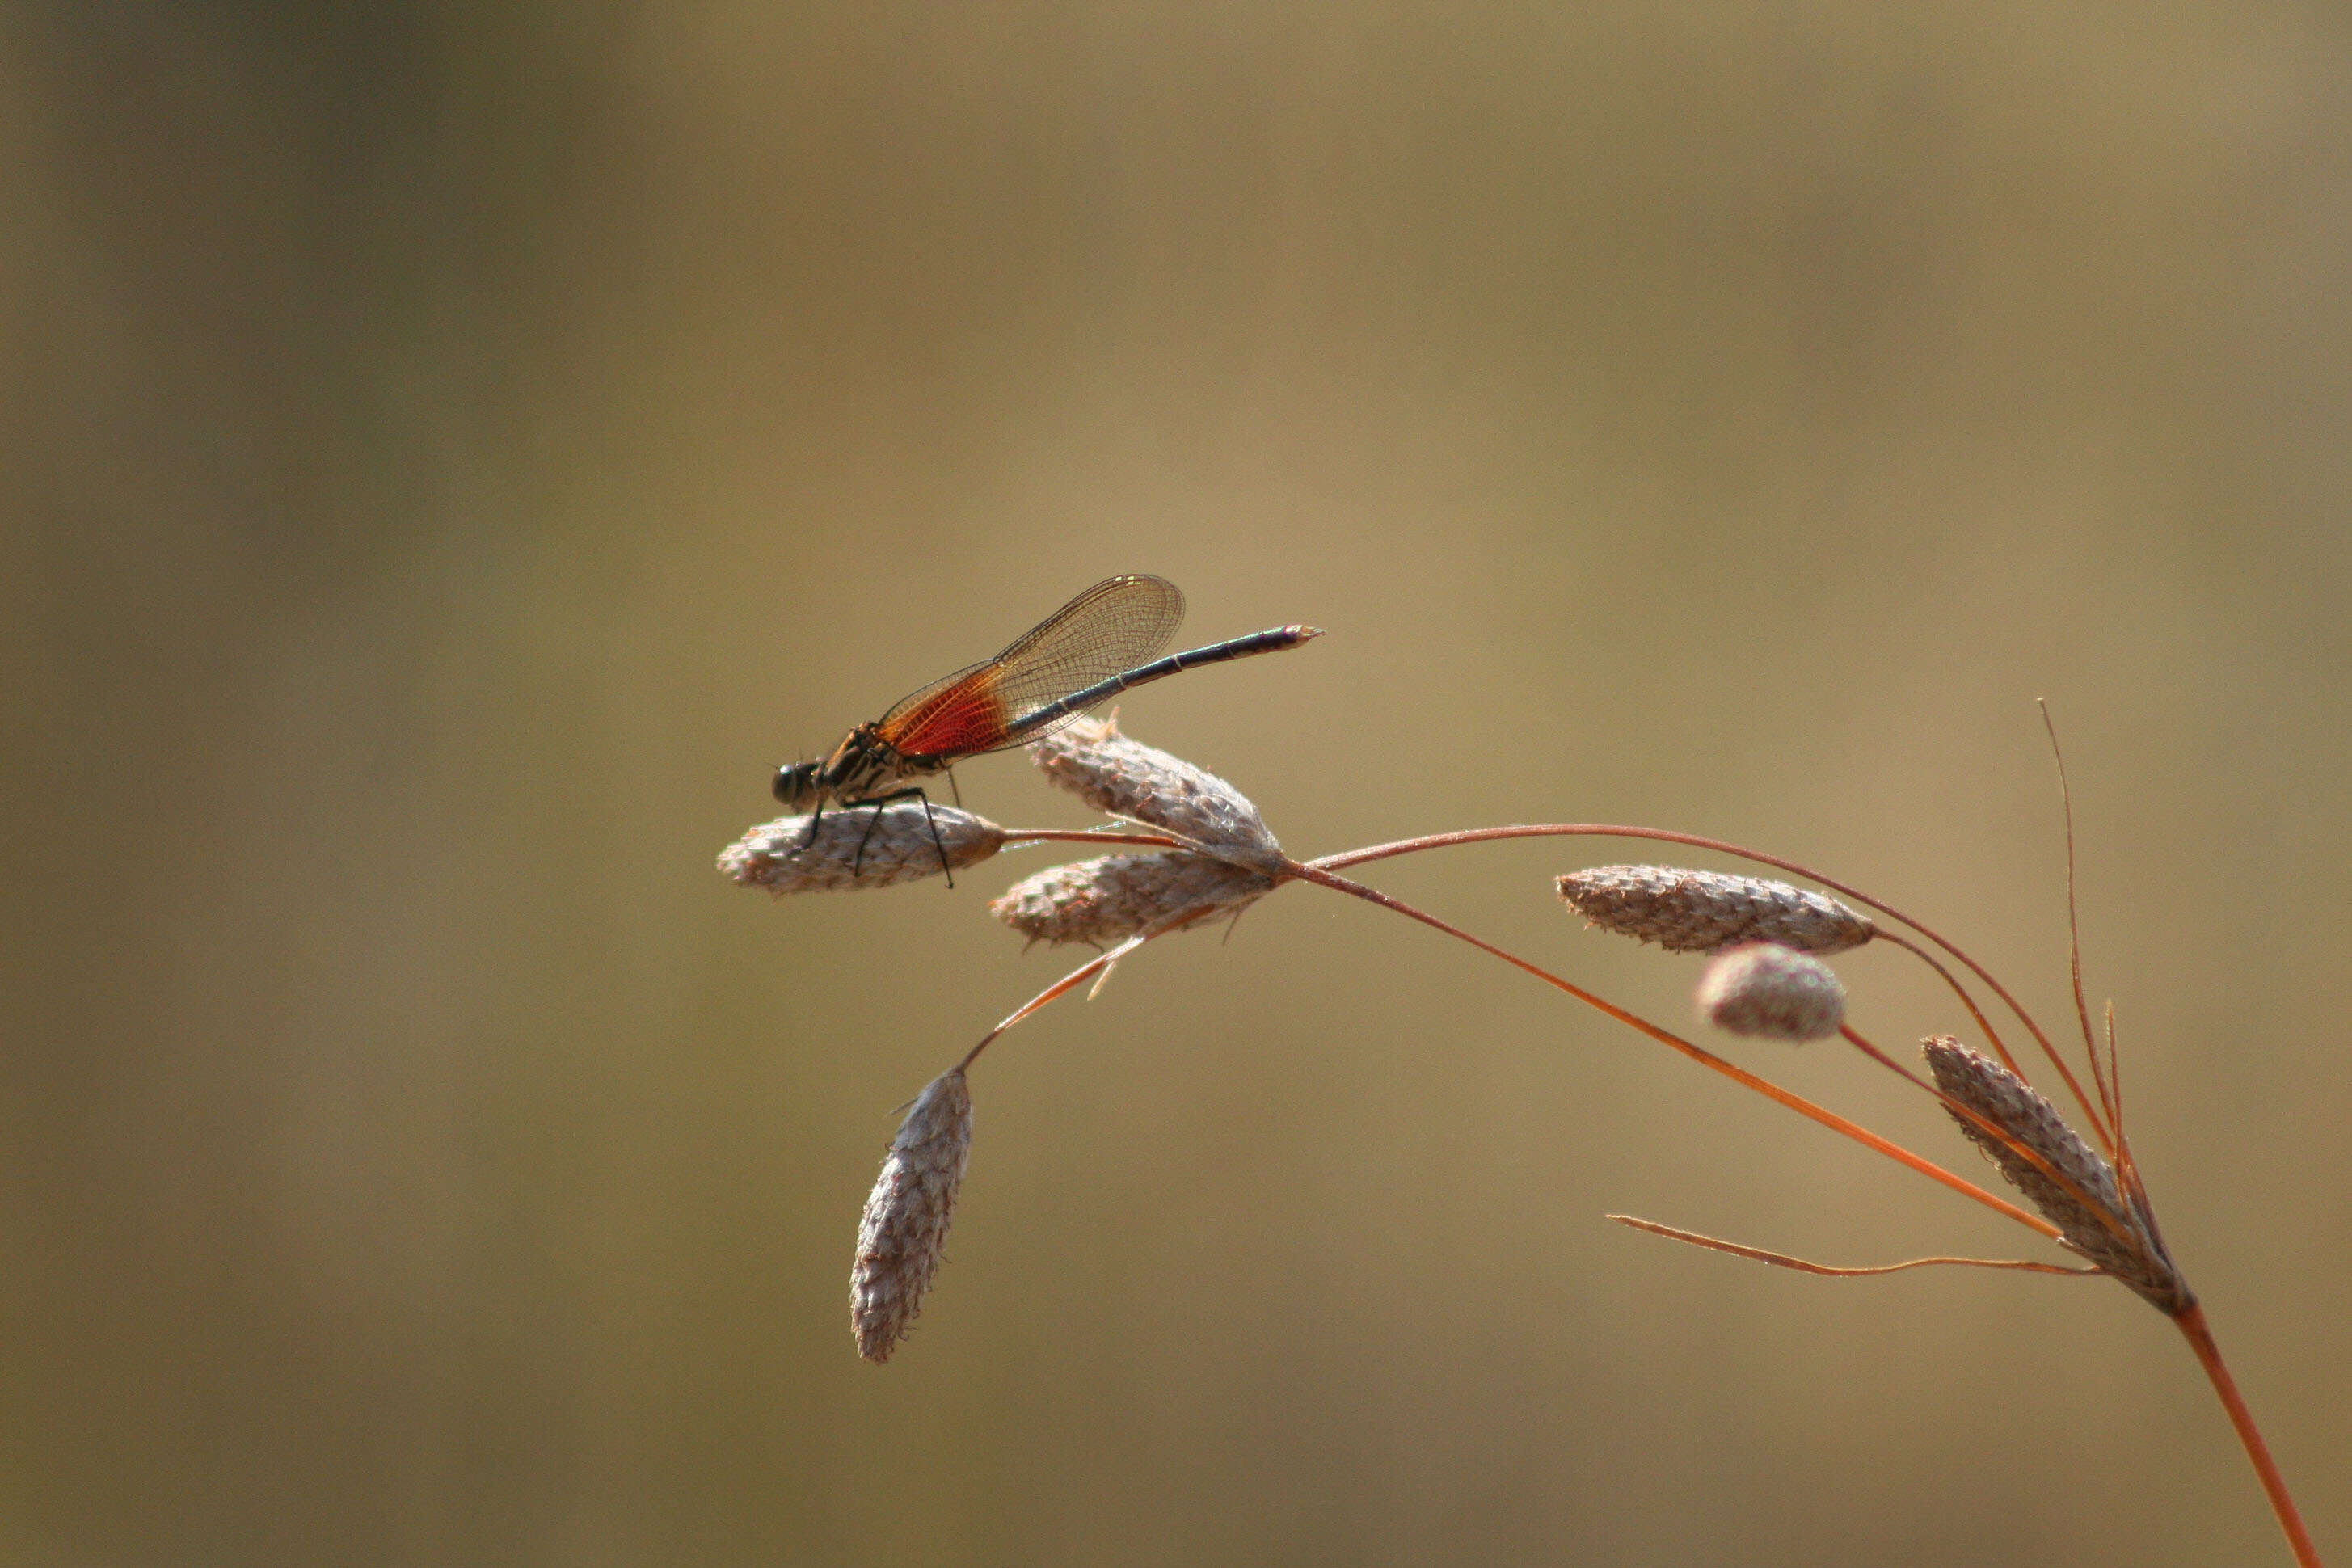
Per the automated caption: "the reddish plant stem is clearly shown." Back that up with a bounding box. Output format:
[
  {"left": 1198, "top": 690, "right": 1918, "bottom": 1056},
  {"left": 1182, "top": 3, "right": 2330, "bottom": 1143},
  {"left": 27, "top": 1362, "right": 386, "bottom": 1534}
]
[
  {"left": 1282, "top": 860, "right": 2061, "bottom": 1242},
  {"left": 967, "top": 823, "right": 2314, "bottom": 1562},
  {"left": 1864, "top": 929, "right": 2032, "bottom": 1090},
  {"left": 957, "top": 903, "right": 1220, "bottom": 1072},
  {"left": 2175, "top": 1304, "right": 2323, "bottom": 1567},
  {"left": 2040, "top": 702, "right": 2123, "bottom": 1157},
  {"left": 1001, "top": 830, "right": 1180, "bottom": 849},
  {"left": 1608, "top": 1215, "right": 2098, "bottom": 1279},
  {"left": 1301, "top": 833, "right": 2314, "bottom": 1562},
  {"left": 1311, "top": 824, "right": 2117, "bottom": 1153}
]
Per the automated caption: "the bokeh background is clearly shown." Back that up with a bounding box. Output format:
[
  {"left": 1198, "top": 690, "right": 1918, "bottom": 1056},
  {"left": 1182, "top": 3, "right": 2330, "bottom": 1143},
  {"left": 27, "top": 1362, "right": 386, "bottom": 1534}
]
[{"left": 10, "top": 2, "right": 2351, "bottom": 1563}]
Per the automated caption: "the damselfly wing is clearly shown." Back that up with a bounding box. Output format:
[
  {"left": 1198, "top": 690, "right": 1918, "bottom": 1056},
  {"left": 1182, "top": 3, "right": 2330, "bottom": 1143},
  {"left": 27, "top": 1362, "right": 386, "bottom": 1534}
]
[{"left": 869, "top": 574, "right": 1189, "bottom": 762}]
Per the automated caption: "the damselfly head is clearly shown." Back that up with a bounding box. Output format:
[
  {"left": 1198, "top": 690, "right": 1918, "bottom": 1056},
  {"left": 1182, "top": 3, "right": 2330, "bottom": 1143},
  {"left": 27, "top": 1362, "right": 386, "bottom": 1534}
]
[{"left": 773, "top": 760, "right": 824, "bottom": 808}]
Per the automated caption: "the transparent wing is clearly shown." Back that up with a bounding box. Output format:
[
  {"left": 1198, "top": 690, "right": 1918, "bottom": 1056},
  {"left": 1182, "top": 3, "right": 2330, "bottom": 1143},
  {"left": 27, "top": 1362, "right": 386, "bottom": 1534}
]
[{"left": 877, "top": 575, "right": 1186, "bottom": 758}]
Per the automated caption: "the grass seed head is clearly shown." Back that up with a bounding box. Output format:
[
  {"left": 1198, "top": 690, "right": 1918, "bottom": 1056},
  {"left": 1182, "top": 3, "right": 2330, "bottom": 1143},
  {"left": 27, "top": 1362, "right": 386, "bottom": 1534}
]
[
  {"left": 1921, "top": 1035, "right": 2192, "bottom": 1314},
  {"left": 718, "top": 804, "right": 1005, "bottom": 893},
  {"left": 851, "top": 1068, "right": 975, "bottom": 1363},
  {"left": 990, "top": 851, "right": 1273, "bottom": 946},
  {"left": 1557, "top": 865, "right": 1875, "bottom": 954},
  {"left": 1696, "top": 942, "right": 1847, "bottom": 1041},
  {"left": 1029, "top": 717, "right": 1281, "bottom": 869}
]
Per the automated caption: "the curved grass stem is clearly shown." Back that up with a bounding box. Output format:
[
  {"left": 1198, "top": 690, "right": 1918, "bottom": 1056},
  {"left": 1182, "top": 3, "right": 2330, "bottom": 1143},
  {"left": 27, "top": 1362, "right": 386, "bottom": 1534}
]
[
  {"left": 1311, "top": 824, "right": 2116, "bottom": 1153},
  {"left": 1607, "top": 1215, "right": 2100, "bottom": 1279},
  {"left": 1280, "top": 858, "right": 2061, "bottom": 1242},
  {"left": 2176, "top": 1304, "right": 2323, "bottom": 1567},
  {"left": 1297, "top": 834, "right": 2313, "bottom": 1564},
  {"left": 1001, "top": 830, "right": 1181, "bottom": 849},
  {"left": 957, "top": 903, "right": 1222, "bottom": 1072},
  {"left": 950, "top": 816, "right": 2315, "bottom": 1565}
]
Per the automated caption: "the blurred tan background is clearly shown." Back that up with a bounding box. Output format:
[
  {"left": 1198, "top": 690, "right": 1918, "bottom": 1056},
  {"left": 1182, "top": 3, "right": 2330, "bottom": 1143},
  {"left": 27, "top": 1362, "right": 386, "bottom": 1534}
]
[{"left": 9, "top": 2, "right": 2351, "bottom": 1563}]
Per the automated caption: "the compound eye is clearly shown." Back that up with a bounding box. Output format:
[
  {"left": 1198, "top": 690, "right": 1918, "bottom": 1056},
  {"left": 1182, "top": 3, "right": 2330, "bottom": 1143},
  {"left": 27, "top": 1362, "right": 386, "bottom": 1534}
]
[{"left": 773, "top": 765, "right": 804, "bottom": 806}]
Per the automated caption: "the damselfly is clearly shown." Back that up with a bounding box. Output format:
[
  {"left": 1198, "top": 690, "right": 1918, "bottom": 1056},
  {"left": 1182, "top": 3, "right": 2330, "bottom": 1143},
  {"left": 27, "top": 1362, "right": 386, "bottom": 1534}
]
[{"left": 773, "top": 575, "right": 1319, "bottom": 879}]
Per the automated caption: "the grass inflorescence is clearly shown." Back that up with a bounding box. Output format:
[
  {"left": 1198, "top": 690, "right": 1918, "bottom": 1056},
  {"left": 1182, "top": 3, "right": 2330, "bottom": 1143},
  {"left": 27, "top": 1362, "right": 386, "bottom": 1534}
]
[{"left": 723, "top": 708, "right": 2320, "bottom": 1566}]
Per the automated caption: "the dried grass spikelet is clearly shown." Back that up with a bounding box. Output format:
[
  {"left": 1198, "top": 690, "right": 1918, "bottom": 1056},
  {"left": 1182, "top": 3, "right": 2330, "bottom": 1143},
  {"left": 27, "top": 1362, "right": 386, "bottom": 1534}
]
[
  {"left": 1557, "top": 865, "right": 1875, "bottom": 955},
  {"left": 991, "top": 851, "right": 1273, "bottom": 946},
  {"left": 1028, "top": 717, "right": 1282, "bottom": 870},
  {"left": 851, "top": 1067, "right": 974, "bottom": 1362},
  {"left": 1922, "top": 1036, "right": 2193, "bottom": 1315},
  {"left": 718, "top": 803, "right": 1005, "bottom": 893},
  {"left": 1696, "top": 942, "right": 1846, "bottom": 1041}
]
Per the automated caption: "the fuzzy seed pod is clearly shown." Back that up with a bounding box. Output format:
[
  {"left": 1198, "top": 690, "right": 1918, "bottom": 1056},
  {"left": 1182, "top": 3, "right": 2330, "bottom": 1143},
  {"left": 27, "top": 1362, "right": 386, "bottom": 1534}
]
[
  {"left": 1922, "top": 1036, "right": 2193, "bottom": 1314},
  {"left": 1028, "top": 717, "right": 1281, "bottom": 870},
  {"left": 1696, "top": 942, "right": 1846, "bottom": 1041},
  {"left": 990, "top": 851, "right": 1274, "bottom": 946},
  {"left": 718, "top": 803, "right": 1005, "bottom": 893},
  {"left": 1557, "top": 866, "right": 1874, "bottom": 955},
  {"left": 851, "top": 1068, "right": 975, "bottom": 1362}
]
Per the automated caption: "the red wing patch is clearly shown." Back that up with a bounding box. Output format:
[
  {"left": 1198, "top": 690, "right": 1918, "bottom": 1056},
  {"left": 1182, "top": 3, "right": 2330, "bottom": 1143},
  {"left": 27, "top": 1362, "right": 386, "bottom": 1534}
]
[{"left": 879, "top": 677, "right": 1012, "bottom": 760}]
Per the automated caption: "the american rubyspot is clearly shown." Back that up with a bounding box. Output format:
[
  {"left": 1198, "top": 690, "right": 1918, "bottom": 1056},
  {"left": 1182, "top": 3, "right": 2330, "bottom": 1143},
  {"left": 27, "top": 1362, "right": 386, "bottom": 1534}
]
[{"left": 774, "top": 575, "right": 1320, "bottom": 881}]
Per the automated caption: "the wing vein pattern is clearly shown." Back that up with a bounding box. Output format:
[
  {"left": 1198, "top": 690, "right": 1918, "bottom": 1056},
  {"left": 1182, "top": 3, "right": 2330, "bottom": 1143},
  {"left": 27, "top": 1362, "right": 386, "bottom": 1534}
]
[{"left": 879, "top": 575, "right": 1187, "bottom": 757}]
